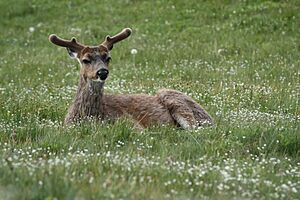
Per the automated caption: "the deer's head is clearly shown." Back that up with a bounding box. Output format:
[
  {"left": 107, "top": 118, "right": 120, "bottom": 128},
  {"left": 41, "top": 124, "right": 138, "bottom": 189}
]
[{"left": 49, "top": 28, "right": 132, "bottom": 83}]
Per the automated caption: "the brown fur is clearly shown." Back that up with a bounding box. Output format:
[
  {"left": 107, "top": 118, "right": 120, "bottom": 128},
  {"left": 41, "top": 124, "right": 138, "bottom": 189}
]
[{"left": 50, "top": 28, "right": 214, "bottom": 130}]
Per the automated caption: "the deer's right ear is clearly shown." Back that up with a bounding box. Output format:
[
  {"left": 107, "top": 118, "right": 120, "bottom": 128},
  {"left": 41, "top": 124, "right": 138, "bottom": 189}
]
[
  {"left": 66, "top": 47, "right": 78, "bottom": 58},
  {"left": 66, "top": 37, "right": 79, "bottom": 58}
]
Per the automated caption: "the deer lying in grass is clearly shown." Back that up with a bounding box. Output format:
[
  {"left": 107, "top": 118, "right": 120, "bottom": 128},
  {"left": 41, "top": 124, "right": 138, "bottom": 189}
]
[{"left": 49, "top": 28, "right": 214, "bottom": 130}]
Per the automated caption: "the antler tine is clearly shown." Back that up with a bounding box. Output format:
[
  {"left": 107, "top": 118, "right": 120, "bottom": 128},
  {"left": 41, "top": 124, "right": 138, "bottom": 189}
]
[
  {"left": 49, "top": 34, "right": 84, "bottom": 52},
  {"left": 101, "top": 28, "right": 132, "bottom": 50}
]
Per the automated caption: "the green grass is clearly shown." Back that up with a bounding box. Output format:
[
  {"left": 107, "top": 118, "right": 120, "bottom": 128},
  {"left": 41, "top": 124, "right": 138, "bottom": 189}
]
[{"left": 0, "top": 0, "right": 300, "bottom": 199}]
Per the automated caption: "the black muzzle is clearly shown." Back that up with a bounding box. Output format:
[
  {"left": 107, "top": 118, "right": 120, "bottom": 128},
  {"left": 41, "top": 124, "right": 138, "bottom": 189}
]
[{"left": 97, "top": 69, "right": 109, "bottom": 80}]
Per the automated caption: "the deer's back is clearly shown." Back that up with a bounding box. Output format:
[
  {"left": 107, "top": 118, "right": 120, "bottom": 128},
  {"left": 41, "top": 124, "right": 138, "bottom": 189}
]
[{"left": 103, "top": 94, "right": 175, "bottom": 127}]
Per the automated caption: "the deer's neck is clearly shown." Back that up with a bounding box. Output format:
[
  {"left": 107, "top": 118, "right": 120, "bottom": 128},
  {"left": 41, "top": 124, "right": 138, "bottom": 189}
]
[{"left": 65, "top": 75, "right": 105, "bottom": 124}]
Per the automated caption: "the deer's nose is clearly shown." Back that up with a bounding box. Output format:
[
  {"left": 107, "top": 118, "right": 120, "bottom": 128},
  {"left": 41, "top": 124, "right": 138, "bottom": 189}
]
[{"left": 97, "top": 69, "right": 109, "bottom": 80}]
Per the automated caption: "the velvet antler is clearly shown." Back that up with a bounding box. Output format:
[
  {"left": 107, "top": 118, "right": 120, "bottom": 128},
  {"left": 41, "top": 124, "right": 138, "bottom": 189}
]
[
  {"left": 100, "top": 28, "right": 132, "bottom": 50},
  {"left": 49, "top": 34, "right": 85, "bottom": 52}
]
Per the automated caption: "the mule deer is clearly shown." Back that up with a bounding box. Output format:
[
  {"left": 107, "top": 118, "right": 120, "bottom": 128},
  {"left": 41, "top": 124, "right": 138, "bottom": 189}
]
[{"left": 49, "top": 28, "right": 214, "bottom": 130}]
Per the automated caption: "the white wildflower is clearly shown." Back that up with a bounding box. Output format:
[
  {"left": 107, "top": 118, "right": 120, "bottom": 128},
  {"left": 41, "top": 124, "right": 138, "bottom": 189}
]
[
  {"left": 29, "top": 27, "right": 35, "bottom": 32},
  {"left": 131, "top": 48, "right": 138, "bottom": 55}
]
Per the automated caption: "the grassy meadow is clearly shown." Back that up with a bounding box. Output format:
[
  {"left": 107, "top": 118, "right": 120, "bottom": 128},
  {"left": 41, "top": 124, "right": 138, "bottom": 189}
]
[{"left": 0, "top": 0, "right": 300, "bottom": 199}]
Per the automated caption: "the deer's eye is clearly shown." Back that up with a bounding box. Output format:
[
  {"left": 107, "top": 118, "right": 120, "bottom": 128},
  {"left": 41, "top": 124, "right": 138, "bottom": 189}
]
[
  {"left": 82, "top": 59, "right": 91, "bottom": 64},
  {"left": 106, "top": 56, "right": 111, "bottom": 63}
]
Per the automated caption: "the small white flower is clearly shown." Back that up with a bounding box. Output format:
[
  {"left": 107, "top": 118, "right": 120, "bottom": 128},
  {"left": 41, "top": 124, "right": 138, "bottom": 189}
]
[
  {"left": 131, "top": 48, "right": 138, "bottom": 55},
  {"left": 89, "top": 177, "right": 94, "bottom": 184},
  {"left": 217, "top": 48, "right": 225, "bottom": 54},
  {"left": 29, "top": 27, "right": 35, "bottom": 32}
]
